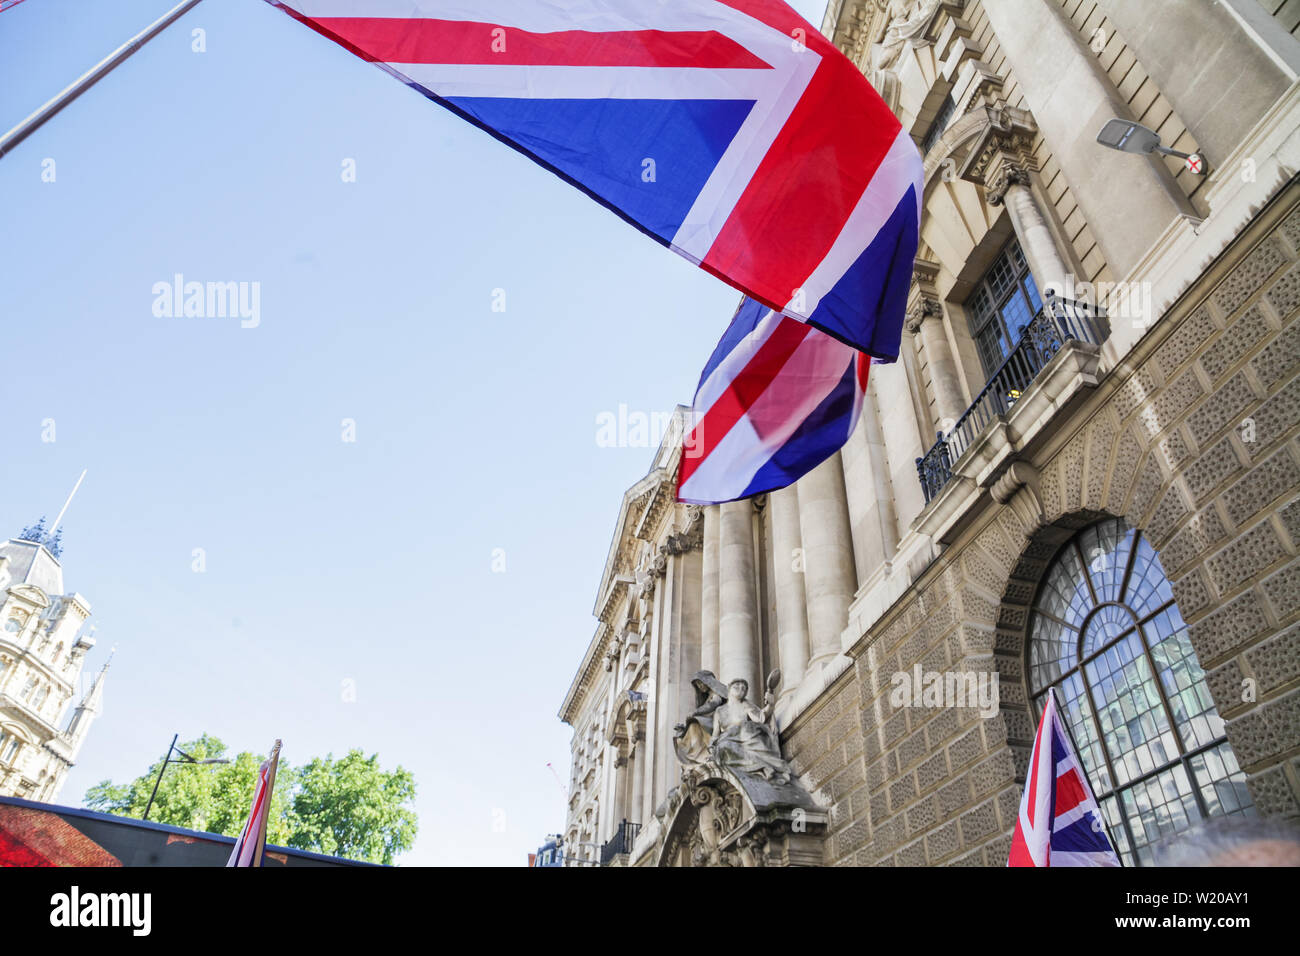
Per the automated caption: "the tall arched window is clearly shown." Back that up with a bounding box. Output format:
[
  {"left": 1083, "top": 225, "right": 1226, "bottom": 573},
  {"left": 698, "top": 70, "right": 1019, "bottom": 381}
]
[{"left": 1026, "top": 517, "right": 1254, "bottom": 866}]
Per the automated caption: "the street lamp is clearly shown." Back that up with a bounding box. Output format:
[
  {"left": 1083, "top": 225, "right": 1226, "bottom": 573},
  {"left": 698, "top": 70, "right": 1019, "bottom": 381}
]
[
  {"left": 1095, "top": 118, "right": 1207, "bottom": 175},
  {"left": 141, "top": 732, "right": 230, "bottom": 821}
]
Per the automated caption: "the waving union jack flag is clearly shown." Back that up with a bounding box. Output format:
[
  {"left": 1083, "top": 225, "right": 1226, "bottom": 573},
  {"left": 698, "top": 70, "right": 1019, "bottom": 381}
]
[
  {"left": 678, "top": 297, "right": 869, "bottom": 503},
  {"left": 1009, "top": 694, "right": 1122, "bottom": 867},
  {"left": 268, "top": 0, "right": 922, "bottom": 360}
]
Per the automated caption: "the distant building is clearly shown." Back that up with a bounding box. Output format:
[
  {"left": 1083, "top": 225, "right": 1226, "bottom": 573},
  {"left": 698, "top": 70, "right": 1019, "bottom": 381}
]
[
  {"left": 0, "top": 519, "right": 109, "bottom": 801},
  {"left": 530, "top": 834, "right": 564, "bottom": 867}
]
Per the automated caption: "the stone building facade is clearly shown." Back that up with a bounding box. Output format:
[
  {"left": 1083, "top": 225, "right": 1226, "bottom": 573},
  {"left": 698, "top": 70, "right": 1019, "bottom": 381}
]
[
  {"left": 559, "top": 0, "right": 1300, "bottom": 866},
  {"left": 0, "top": 522, "right": 108, "bottom": 802}
]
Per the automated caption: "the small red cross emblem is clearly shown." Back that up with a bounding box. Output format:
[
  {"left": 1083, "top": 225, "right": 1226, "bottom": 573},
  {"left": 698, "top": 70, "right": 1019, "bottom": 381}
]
[{"left": 1185, "top": 153, "right": 1204, "bottom": 174}]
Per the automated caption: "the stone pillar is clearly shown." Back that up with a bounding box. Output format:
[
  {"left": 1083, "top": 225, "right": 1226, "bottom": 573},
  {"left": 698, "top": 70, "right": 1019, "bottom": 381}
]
[
  {"left": 611, "top": 753, "right": 629, "bottom": 832},
  {"left": 843, "top": 382, "right": 901, "bottom": 581},
  {"left": 798, "top": 453, "right": 857, "bottom": 668},
  {"left": 769, "top": 486, "right": 810, "bottom": 701},
  {"left": 700, "top": 506, "right": 721, "bottom": 674},
  {"left": 862, "top": 381, "right": 901, "bottom": 561},
  {"left": 628, "top": 745, "right": 644, "bottom": 826},
  {"left": 653, "top": 512, "right": 703, "bottom": 813},
  {"left": 718, "top": 499, "right": 761, "bottom": 694},
  {"left": 908, "top": 296, "right": 967, "bottom": 430},
  {"left": 988, "top": 165, "right": 1071, "bottom": 298},
  {"left": 636, "top": 727, "right": 653, "bottom": 826}
]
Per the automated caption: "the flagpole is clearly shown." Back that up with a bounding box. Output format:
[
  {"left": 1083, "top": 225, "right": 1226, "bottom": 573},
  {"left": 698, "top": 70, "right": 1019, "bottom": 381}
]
[
  {"left": 1049, "top": 687, "right": 1125, "bottom": 865},
  {"left": 252, "top": 739, "right": 282, "bottom": 867},
  {"left": 0, "top": 0, "right": 204, "bottom": 161}
]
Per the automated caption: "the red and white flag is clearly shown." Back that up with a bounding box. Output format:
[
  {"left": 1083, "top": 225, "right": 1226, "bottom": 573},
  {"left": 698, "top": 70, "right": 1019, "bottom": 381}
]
[
  {"left": 1009, "top": 695, "right": 1120, "bottom": 867},
  {"left": 227, "top": 740, "right": 282, "bottom": 868}
]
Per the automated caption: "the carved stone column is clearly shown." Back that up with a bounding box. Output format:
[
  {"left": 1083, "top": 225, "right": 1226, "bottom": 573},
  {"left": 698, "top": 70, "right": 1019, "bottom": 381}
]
[
  {"left": 843, "top": 377, "right": 901, "bottom": 578},
  {"left": 987, "top": 163, "right": 1071, "bottom": 298},
  {"left": 768, "top": 485, "right": 810, "bottom": 702},
  {"left": 718, "top": 499, "right": 761, "bottom": 694},
  {"left": 797, "top": 453, "right": 857, "bottom": 668},
  {"left": 907, "top": 291, "right": 966, "bottom": 430},
  {"left": 962, "top": 106, "right": 1072, "bottom": 299},
  {"left": 700, "top": 506, "right": 721, "bottom": 674},
  {"left": 652, "top": 510, "right": 702, "bottom": 810}
]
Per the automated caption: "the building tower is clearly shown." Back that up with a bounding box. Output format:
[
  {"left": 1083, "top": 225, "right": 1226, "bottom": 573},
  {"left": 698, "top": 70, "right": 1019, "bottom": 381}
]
[{"left": 0, "top": 518, "right": 108, "bottom": 802}]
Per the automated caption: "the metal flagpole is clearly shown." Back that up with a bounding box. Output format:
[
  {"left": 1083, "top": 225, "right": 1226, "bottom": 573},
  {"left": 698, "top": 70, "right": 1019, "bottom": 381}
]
[
  {"left": 251, "top": 739, "right": 283, "bottom": 867},
  {"left": 0, "top": 0, "right": 204, "bottom": 161},
  {"left": 1049, "top": 686, "right": 1125, "bottom": 865},
  {"left": 50, "top": 469, "right": 87, "bottom": 533}
]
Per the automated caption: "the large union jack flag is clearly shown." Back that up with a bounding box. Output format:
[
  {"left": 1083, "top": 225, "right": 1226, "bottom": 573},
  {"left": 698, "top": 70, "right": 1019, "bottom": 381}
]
[
  {"left": 1009, "top": 693, "right": 1122, "bottom": 867},
  {"left": 267, "top": 0, "right": 922, "bottom": 360}
]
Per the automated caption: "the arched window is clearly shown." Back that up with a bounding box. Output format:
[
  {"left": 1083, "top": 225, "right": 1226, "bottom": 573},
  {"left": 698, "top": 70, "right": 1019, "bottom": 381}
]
[{"left": 1027, "top": 517, "right": 1254, "bottom": 866}]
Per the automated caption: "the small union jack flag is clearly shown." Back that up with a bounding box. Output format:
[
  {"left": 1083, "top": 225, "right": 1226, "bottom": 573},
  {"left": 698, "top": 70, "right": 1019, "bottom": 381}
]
[{"left": 1009, "top": 694, "right": 1121, "bottom": 867}]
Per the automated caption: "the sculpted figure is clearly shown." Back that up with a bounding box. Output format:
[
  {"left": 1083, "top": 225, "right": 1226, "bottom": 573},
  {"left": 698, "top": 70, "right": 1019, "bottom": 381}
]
[
  {"left": 709, "top": 670, "right": 791, "bottom": 784},
  {"left": 871, "top": 0, "right": 940, "bottom": 73},
  {"left": 673, "top": 671, "right": 727, "bottom": 768}
]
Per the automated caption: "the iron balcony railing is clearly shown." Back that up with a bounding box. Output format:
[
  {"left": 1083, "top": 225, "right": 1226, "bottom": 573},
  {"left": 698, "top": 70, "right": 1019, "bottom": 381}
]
[
  {"left": 599, "top": 819, "right": 641, "bottom": 865},
  {"left": 916, "top": 292, "right": 1108, "bottom": 504}
]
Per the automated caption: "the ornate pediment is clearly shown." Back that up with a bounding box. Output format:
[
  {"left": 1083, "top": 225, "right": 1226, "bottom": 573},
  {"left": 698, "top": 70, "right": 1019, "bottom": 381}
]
[
  {"left": 6, "top": 584, "right": 50, "bottom": 609},
  {"left": 653, "top": 762, "right": 827, "bottom": 867}
]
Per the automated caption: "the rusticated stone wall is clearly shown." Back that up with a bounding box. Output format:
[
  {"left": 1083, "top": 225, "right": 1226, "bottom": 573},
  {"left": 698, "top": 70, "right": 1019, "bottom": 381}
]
[{"left": 781, "top": 183, "right": 1300, "bottom": 865}]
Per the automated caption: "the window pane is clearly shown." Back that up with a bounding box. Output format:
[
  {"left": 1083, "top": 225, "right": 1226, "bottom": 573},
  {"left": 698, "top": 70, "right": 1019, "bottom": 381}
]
[
  {"left": 1118, "top": 763, "right": 1201, "bottom": 864},
  {"left": 1126, "top": 535, "right": 1174, "bottom": 620},
  {"left": 1000, "top": 288, "right": 1036, "bottom": 340},
  {"left": 1189, "top": 741, "right": 1255, "bottom": 820},
  {"left": 1143, "top": 607, "right": 1221, "bottom": 751},
  {"left": 1080, "top": 521, "right": 1132, "bottom": 603},
  {"left": 1024, "top": 271, "right": 1042, "bottom": 312}
]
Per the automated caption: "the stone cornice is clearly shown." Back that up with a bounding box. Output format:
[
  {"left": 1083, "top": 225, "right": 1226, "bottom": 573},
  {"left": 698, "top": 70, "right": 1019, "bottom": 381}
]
[{"left": 559, "top": 622, "right": 609, "bottom": 726}]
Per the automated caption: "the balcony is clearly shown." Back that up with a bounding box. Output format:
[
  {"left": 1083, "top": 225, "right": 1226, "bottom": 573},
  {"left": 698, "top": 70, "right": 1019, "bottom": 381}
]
[
  {"left": 599, "top": 819, "right": 641, "bottom": 865},
  {"left": 916, "top": 292, "right": 1109, "bottom": 504}
]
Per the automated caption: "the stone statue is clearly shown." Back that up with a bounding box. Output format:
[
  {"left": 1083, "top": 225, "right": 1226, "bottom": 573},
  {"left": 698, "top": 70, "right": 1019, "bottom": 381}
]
[
  {"left": 710, "top": 670, "right": 791, "bottom": 784},
  {"left": 672, "top": 671, "right": 727, "bottom": 769},
  {"left": 870, "top": 0, "right": 940, "bottom": 73},
  {"left": 672, "top": 668, "right": 793, "bottom": 783}
]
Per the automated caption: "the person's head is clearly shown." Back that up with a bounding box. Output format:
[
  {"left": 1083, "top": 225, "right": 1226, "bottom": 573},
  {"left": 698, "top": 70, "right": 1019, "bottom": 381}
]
[
  {"left": 1151, "top": 816, "right": 1300, "bottom": 867},
  {"left": 727, "top": 679, "right": 748, "bottom": 701}
]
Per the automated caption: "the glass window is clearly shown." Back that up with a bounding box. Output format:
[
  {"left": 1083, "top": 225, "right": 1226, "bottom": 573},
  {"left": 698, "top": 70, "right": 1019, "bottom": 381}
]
[
  {"left": 966, "top": 238, "right": 1042, "bottom": 376},
  {"left": 1027, "top": 517, "right": 1254, "bottom": 866}
]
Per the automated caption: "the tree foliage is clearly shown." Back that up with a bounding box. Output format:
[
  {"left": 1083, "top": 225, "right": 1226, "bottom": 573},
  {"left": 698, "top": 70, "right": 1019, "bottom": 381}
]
[{"left": 84, "top": 736, "right": 417, "bottom": 865}]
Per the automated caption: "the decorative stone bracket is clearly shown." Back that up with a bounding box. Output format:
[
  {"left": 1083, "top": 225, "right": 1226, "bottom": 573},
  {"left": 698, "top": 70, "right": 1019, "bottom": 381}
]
[{"left": 652, "top": 761, "right": 828, "bottom": 867}]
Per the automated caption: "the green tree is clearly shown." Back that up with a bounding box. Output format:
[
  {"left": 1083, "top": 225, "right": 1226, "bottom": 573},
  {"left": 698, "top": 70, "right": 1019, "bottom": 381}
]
[
  {"left": 288, "top": 750, "right": 417, "bottom": 866},
  {"left": 84, "top": 736, "right": 416, "bottom": 864}
]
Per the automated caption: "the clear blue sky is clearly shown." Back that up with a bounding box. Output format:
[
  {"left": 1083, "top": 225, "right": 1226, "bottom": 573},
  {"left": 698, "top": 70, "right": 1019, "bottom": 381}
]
[{"left": 0, "top": 0, "right": 827, "bottom": 865}]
